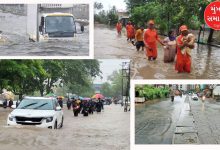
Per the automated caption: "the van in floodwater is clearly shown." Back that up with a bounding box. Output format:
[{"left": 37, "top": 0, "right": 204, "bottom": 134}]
[{"left": 27, "top": 4, "right": 84, "bottom": 42}]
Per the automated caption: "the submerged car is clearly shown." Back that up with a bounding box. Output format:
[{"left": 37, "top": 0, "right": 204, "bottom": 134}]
[
  {"left": 7, "top": 97, "right": 63, "bottom": 129},
  {"left": 192, "top": 94, "right": 199, "bottom": 101}
]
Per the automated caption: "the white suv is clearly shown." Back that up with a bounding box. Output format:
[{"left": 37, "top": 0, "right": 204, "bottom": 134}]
[{"left": 7, "top": 97, "right": 63, "bottom": 129}]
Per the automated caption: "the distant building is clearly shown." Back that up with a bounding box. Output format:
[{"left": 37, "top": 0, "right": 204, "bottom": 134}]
[
  {"left": 117, "top": 10, "right": 129, "bottom": 26},
  {"left": 171, "top": 84, "right": 188, "bottom": 91},
  {"left": 71, "top": 4, "right": 89, "bottom": 19},
  {"left": 179, "top": 85, "right": 188, "bottom": 91},
  {"left": 0, "top": 4, "right": 89, "bottom": 19}
]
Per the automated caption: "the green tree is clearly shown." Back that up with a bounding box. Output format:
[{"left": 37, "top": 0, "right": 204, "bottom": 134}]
[
  {"left": 127, "top": 0, "right": 212, "bottom": 34},
  {"left": 0, "top": 60, "right": 46, "bottom": 98},
  {"left": 94, "top": 2, "right": 103, "bottom": 10},
  {"left": 100, "top": 82, "right": 113, "bottom": 97},
  {"left": 107, "top": 6, "right": 119, "bottom": 26},
  {"left": 107, "top": 70, "right": 126, "bottom": 99},
  {"left": 0, "top": 60, "right": 101, "bottom": 98}
]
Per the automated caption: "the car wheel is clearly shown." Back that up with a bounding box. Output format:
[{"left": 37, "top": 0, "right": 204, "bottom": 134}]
[
  {"left": 54, "top": 120, "right": 57, "bottom": 129},
  {"left": 60, "top": 117, "right": 64, "bottom": 128}
]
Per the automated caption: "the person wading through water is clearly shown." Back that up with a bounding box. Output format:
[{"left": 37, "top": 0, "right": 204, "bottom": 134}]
[
  {"left": 134, "top": 26, "right": 145, "bottom": 51},
  {"left": 144, "top": 20, "right": 164, "bottom": 61},
  {"left": 126, "top": 21, "right": 134, "bottom": 41},
  {"left": 175, "top": 25, "right": 195, "bottom": 73},
  {"left": 116, "top": 21, "right": 122, "bottom": 35}
]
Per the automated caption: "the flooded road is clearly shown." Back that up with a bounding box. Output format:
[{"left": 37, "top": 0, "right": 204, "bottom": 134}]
[
  {"left": 189, "top": 97, "right": 220, "bottom": 144},
  {"left": 135, "top": 96, "right": 185, "bottom": 144},
  {"left": 0, "top": 105, "right": 129, "bottom": 150},
  {"left": 0, "top": 11, "right": 89, "bottom": 56},
  {"left": 94, "top": 24, "right": 220, "bottom": 79}
]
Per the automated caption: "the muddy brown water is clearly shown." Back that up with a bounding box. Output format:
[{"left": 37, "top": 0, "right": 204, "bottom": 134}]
[
  {"left": 94, "top": 24, "right": 220, "bottom": 79},
  {"left": 0, "top": 11, "right": 89, "bottom": 56},
  {"left": 0, "top": 105, "right": 129, "bottom": 150}
]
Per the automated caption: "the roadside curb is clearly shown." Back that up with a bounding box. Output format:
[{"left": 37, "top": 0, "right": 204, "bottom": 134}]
[{"left": 172, "top": 95, "right": 200, "bottom": 144}]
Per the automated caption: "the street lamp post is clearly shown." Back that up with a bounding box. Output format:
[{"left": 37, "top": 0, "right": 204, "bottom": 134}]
[{"left": 122, "top": 61, "right": 130, "bottom": 112}]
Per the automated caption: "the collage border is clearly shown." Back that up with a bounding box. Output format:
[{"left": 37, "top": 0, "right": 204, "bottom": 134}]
[{"left": 1, "top": 0, "right": 220, "bottom": 149}]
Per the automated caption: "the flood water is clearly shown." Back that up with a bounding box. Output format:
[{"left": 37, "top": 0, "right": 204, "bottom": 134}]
[
  {"left": 0, "top": 105, "right": 129, "bottom": 150},
  {"left": 0, "top": 11, "right": 89, "bottom": 56},
  {"left": 135, "top": 96, "right": 184, "bottom": 144},
  {"left": 94, "top": 24, "right": 220, "bottom": 79}
]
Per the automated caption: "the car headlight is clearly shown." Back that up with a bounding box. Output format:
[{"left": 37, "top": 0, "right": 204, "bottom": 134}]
[
  {"left": 46, "top": 117, "right": 53, "bottom": 123},
  {"left": 8, "top": 115, "right": 15, "bottom": 121}
]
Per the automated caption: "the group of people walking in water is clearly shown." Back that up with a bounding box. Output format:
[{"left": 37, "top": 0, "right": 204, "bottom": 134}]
[
  {"left": 58, "top": 97, "right": 104, "bottom": 117},
  {"left": 116, "top": 20, "right": 195, "bottom": 73}
]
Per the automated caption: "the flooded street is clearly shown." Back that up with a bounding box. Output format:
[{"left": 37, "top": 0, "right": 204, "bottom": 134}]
[
  {"left": 0, "top": 105, "right": 129, "bottom": 150},
  {"left": 189, "top": 97, "right": 220, "bottom": 144},
  {"left": 0, "top": 11, "right": 89, "bottom": 56},
  {"left": 135, "top": 95, "right": 220, "bottom": 144},
  {"left": 94, "top": 25, "right": 220, "bottom": 79},
  {"left": 135, "top": 96, "right": 185, "bottom": 144}
]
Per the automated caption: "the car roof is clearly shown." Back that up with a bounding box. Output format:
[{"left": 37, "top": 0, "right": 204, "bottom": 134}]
[
  {"left": 24, "top": 96, "right": 55, "bottom": 100},
  {"left": 42, "top": 13, "right": 74, "bottom": 17}
]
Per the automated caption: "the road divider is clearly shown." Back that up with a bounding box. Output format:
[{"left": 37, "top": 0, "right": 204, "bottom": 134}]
[{"left": 172, "top": 95, "right": 200, "bottom": 144}]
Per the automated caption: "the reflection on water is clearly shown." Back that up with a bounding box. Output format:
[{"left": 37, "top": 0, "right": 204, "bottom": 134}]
[
  {"left": 0, "top": 105, "right": 129, "bottom": 150},
  {"left": 135, "top": 96, "right": 184, "bottom": 144},
  {"left": 0, "top": 11, "right": 89, "bottom": 56},
  {"left": 94, "top": 25, "right": 220, "bottom": 79}
]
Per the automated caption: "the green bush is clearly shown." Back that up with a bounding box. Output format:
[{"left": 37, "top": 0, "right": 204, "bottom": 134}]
[{"left": 135, "top": 85, "right": 170, "bottom": 100}]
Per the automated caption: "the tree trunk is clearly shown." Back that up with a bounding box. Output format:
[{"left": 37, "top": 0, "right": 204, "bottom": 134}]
[
  {"left": 40, "top": 89, "right": 44, "bottom": 96},
  {"left": 19, "top": 94, "right": 23, "bottom": 99}
]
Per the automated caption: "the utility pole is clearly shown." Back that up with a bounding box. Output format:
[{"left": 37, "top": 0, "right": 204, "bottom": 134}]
[
  {"left": 36, "top": 4, "right": 40, "bottom": 42},
  {"left": 122, "top": 61, "right": 130, "bottom": 112}
]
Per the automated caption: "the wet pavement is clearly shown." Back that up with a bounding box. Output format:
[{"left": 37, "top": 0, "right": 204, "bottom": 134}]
[
  {"left": 0, "top": 105, "right": 129, "bottom": 150},
  {"left": 94, "top": 24, "right": 220, "bottom": 79},
  {"left": 135, "top": 96, "right": 185, "bottom": 144},
  {"left": 189, "top": 97, "right": 220, "bottom": 144},
  {"left": 0, "top": 11, "right": 89, "bottom": 56}
]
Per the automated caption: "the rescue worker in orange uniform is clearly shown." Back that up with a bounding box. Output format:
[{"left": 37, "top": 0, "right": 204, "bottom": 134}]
[{"left": 144, "top": 20, "right": 164, "bottom": 61}]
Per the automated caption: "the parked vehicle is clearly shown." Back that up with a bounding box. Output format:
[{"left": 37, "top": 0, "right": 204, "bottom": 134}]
[
  {"left": 188, "top": 92, "right": 192, "bottom": 96},
  {"left": 7, "top": 97, "right": 64, "bottom": 129},
  {"left": 192, "top": 93, "right": 199, "bottom": 101},
  {"left": 213, "top": 85, "right": 220, "bottom": 101},
  {"left": 103, "top": 99, "right": 112, "bottom": 105}
]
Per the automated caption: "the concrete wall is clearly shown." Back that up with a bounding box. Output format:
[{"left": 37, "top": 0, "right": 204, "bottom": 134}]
[
  {"left": 0, "top": 4, "right": 89, "bottom": 19},
  {"left": 71, "top": 4, "right": 89, "bottom": 20},
  {"left": 0, "top": 4, "right": 27, "bottom": 15}
]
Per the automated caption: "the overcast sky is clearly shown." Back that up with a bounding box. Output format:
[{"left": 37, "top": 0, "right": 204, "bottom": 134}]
[
  {"left": 95, "top": 0, "right": 127, "bottom": 11},
  {"left": 94, "top": 59, "right": 129, "bottom": 84}
]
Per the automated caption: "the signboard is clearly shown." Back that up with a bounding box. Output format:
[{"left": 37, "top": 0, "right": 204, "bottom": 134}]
[{"left": 204, "top": 1, "right": 220, "bottom": 30}]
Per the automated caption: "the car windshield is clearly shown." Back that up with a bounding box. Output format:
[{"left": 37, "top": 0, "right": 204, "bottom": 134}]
[
  {"left": 45, "top": 16, "right": 75, "bottom": 33},
  {"left": 17, "top": 99, "right": 54, "bottom": 110}
]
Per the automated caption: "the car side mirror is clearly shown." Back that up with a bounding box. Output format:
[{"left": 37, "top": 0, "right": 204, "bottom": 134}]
[
  {"left": 11, "top": 105, "right": 16, "bottom": 109},
  {"left": 56, "top": 106, "right": 62, "bottom": 111}
]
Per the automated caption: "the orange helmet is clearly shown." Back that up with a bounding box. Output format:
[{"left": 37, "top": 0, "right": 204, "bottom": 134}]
[
  {"left": 148, "top": 20, "right": 155, "bottom": 25},
  {"left": 179, "top": 25, "right": 188, "bottom": 32}
]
